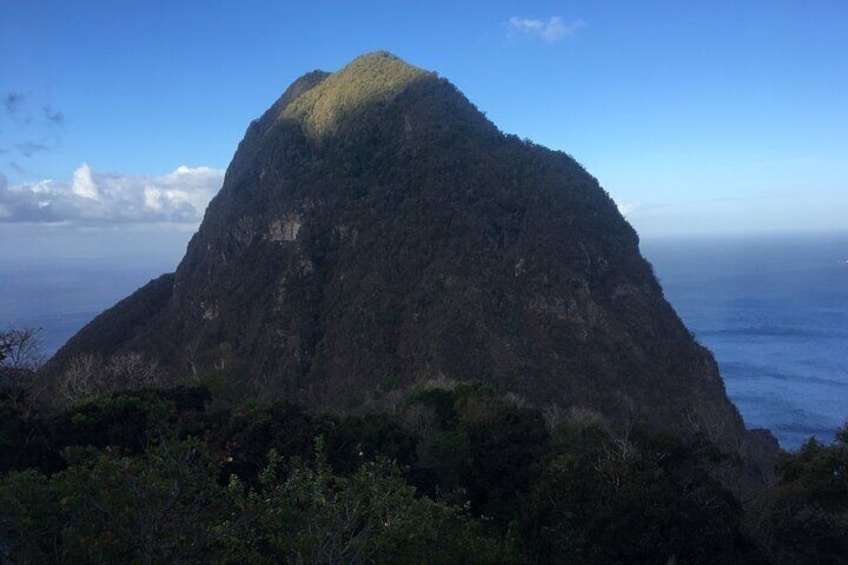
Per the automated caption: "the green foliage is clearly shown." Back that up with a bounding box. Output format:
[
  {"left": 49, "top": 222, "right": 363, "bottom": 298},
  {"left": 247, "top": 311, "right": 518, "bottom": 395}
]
[
  {"left": 229, "top": 446, "right": 511, "bottom": 564},
  {"left": 0, "top": 418, "right": 511, "bottom": 563},
  {"left": 0, "top": 469, "right": 69, "bottom": 563},
  {"left": 756, "top": 424, "right": 848, "bottom": 564},
  {"left": 1, "top": 387, "right": 209, "bottom": 476},
  {"left": 4, "top": 384, "right": 844, "bottom": 563},
  {"left": 464, "top": 405, "right": 549, "bottom": 524},
  {"left": 0, "top": 437, "right": 229, "bottom": 563},
  {"left": 209, "top": 400, "right": 317, "bottom": 488},
  {"left": 524, "top": 428, "right": 761, "bottom": 564},
  {"left": 65, "top": 438, "right": 227, "bottom": 562},
  {"left": 317, "top": 412, "right": 418, "bottom": 474}
]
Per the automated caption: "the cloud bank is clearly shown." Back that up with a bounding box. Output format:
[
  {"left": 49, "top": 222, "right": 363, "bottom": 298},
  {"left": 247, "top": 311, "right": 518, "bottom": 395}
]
[
  {"left": 0, "top": 164, "right": 223, "bottom": 225},
  {"left": 506, "top": 16, "right": 586, "bottom": 43}
]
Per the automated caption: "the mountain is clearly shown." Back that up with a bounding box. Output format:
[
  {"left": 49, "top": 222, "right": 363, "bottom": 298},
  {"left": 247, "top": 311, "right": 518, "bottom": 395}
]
[{"left": 50, "top": 52, "right": 766, "bottom": 452}]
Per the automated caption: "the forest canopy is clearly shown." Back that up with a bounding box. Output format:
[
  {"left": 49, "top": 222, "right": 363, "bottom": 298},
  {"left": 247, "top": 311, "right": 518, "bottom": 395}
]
[{"left": 1, "top": 376, "right": 846, "bottom": 564}]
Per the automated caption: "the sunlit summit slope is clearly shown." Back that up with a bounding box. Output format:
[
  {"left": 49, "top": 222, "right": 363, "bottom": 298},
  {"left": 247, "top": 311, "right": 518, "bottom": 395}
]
[{"left": 52, "top": 52, "right": 767, "bottom": 452}]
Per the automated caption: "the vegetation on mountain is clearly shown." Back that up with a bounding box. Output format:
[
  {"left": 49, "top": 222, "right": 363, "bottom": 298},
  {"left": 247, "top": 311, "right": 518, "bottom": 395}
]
[
  {"left": 281, "top": 51, "right": 433, "bottom": 138},
  {"left": 48, "top": 53, "right": 758, "bottom": 460}
]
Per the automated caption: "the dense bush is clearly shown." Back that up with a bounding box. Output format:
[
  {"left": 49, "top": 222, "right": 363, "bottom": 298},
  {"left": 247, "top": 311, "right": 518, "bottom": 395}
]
[
  {"left": 754, "top": 426, "right": 848, "bottom": 564},
  {"left": 1, "top": 385, "right": 846, "bottom": 563}
]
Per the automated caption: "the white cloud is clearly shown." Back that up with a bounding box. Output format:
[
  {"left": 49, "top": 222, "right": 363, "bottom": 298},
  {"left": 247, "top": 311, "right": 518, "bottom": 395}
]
[
  {"left": 71, "top": 163, "right": 100, "bottom": 200},
  {"left": 507, "top": 16, "right": 586, "bottom": 43},
  {"left": 0, "top": 164, "right": 223, "bottom": 226},
  {"left": 615, "top": 200, "right": 639, "bottom": 216}
]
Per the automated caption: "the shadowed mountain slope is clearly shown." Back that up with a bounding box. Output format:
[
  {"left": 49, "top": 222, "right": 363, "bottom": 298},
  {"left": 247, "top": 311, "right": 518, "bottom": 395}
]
[{"left": 51, "top": 52, "right": 766, "bottom": 453}]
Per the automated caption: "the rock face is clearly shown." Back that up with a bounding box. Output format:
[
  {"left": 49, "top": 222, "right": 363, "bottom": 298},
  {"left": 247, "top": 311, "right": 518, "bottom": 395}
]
[{"left": 53, "top": 52, "right": 751, "bottom": 447}]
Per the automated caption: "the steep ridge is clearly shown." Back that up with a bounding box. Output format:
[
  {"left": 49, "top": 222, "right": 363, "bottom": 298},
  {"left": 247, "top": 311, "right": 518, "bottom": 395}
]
[{"left": 52, "top": 52, "right": 767, "bottom": 453}]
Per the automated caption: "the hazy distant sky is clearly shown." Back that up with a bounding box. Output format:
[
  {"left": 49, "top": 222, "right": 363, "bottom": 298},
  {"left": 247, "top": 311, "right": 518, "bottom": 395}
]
[{"left": 2, "top": 0, "right": 846, "bottom": 266}]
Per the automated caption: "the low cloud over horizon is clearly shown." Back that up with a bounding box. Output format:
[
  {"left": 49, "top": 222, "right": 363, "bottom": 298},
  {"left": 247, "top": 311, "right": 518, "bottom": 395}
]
[{"left": 0, "top": 164, "right": 223, "bottom": 226}]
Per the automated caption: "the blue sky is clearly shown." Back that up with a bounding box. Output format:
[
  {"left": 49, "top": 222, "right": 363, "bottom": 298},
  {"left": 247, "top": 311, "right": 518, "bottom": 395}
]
[{"left": 2, "top": 0, "right": 847, "bottom": 265}]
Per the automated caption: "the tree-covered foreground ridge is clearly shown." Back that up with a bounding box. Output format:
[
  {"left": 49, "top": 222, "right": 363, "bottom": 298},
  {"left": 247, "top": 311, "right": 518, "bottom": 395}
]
[{"left": 2, "top": 330, "right": 848, "bottom": 563}]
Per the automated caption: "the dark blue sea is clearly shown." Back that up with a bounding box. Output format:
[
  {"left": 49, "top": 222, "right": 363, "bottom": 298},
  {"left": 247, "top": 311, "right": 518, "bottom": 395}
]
[
  {"left": 1, "top": 258, "right": 179, "bottom": 356},
  {"left": 2, "top": 232, "right": 846, "bottom": 450},
  {"left": 642, "top": 232, "right": 848, "bottom": 450}
]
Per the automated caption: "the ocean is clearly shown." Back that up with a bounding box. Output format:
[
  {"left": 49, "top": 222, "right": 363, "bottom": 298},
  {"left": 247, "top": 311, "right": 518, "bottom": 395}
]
[
  {"left": 1, "top": 259, "right": 180, "bottom": 356},
  {"left": 2, "top": 232, "right": 846, "bottom": 450},
  {"left": 642, "top": 232, "right": 848, "bottom": 450}
]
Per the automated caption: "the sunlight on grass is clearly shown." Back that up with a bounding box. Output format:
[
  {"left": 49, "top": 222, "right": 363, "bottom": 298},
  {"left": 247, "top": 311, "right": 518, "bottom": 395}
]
[{"left": 280, "top": 51, "right": 433, "bottom": 137}]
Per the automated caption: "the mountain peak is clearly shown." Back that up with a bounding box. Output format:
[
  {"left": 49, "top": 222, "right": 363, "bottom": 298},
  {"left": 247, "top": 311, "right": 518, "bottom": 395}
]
[
  {"left": 50, "top": 52, "right": 765, "bottom": 458},
  {"left": 279, "top": 51, "right": 434, "bottom": 137}
]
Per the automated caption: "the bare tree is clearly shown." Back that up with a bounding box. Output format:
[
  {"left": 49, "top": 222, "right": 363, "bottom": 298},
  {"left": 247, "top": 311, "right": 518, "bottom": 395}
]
[
  {"left": 0, "top": 326, "right": 47, "bottom": 411},
  {"left": 59, "top": 353, "right": 103, "bottom": 405},
  {"left": 0, "top": 326, "right": 45, "bottom": 373},
  {"left": 542, "top": 403, "right": 566, "bottom": 433},
  {"left": 59, "top": 351, "right": 164, "bottom": 405},
  {"left": 108, "top": 352, "right": 161, "bottom": 390}
]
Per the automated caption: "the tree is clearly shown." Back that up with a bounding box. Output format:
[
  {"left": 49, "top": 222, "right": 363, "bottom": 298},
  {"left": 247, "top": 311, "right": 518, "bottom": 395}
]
[
  {"left": 0, "top": 326, "right": 46, "bottom": 412},
  {"left": 757, "top": 424, "right": 848, "bottom": 564},
  {"left": 0, "top": 326, "right": 45, "bottom": 372},
  {"left": 59, "top": 352, "right": 163, "bottom": 406},
  {"left": 225, "top": 440, "right": 514, "bottom": 564},
  {"left": 524, "top": 428, "right": 763, "bottom": 564},
  {"left": 0, "top": 437, "right": 231, "bottom": 563}
]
